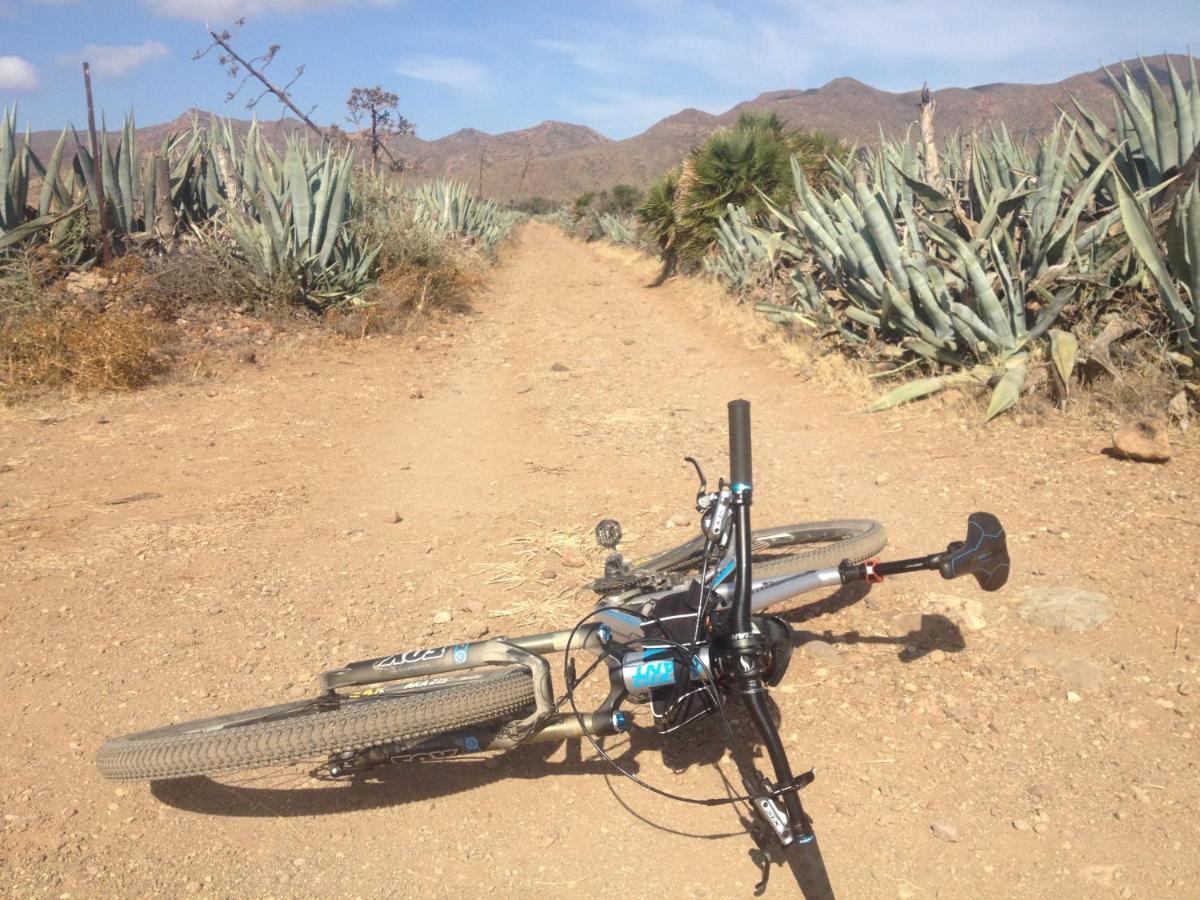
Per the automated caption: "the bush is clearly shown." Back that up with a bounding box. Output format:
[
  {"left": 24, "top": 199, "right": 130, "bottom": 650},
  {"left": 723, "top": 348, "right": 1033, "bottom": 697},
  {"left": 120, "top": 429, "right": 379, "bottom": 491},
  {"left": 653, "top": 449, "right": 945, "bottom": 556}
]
[{"left": 0, "top": 303, "right": 173, "bottom": 401}]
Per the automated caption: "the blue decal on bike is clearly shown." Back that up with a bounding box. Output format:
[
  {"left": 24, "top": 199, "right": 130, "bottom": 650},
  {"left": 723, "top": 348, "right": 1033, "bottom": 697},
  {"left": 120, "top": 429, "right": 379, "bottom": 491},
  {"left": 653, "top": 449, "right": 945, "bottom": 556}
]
[
  {"left": 630, "top": 659, "right": 676, "bottom": 689},
  {"left": 732, "top": 482, "right": 752, "bottom": 493},
  {"left": 453, "top": 643, "right": 469, "bottom": 664},
  {"left": 713, "top": 559, "right": 736, "bottom": 587},
  {"left": 464, "top": 735, "right": 480, "bottom": 751}
]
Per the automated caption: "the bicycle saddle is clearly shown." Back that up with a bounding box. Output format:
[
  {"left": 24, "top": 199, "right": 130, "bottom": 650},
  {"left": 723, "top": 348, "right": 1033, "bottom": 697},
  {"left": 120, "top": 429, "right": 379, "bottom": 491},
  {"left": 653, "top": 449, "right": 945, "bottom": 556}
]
[{"left": 936, "top": 512, "right": 1010, "bottom": 592}]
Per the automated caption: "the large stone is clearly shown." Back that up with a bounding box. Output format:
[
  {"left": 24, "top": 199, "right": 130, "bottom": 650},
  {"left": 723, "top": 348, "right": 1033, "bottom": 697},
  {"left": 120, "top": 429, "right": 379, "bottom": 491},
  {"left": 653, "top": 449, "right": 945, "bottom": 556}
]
[
  {"left": 1019, "top": 587, "right": 1113, "bottom": 633},
  {"left": 1111, "top": 418, "right": 1172, "bottom": 462},
  {"left": 1019, "top": 649, "right": 1104, "bottom": 693}
]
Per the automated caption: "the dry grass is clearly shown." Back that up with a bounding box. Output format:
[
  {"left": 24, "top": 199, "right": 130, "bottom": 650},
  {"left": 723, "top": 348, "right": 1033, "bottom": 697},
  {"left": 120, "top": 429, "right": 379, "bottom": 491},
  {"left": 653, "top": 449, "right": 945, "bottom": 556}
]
[
  {"left": 474, "top": 522, "right": 640, "bottom": 628},
  {"left": 326, "top": 255, "right": 484, "bottom": 339},
  {"left": 0, "top": 303, "right": 174, "bottom": 402}
]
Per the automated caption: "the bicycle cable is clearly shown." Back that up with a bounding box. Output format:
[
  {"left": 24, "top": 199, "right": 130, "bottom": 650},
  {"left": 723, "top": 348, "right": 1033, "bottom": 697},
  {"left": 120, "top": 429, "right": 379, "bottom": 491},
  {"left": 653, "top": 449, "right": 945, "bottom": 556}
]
[{"left": 562, "top": 605, "right": 801, "bottom": 808}]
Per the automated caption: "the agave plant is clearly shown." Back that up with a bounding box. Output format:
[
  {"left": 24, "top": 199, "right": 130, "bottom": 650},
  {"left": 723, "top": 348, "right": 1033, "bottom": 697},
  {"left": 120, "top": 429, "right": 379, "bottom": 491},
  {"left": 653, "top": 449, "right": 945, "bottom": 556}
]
[
  {"left": 1116, "top": 173, "right": 1200, "bottom": 362},
  {"left": 218, "top": 133, "right": 378, "bottom": 304},
  {"left": 757, "top": 117, "right": 1128, "bottom": 417},
  {"left": 410, "top": 179, "right": 522, "bottom": 254},
  {"left": 1, "top": 107, "right": 81, "bottom": 252},
  {"left": 706, "top": 202, "right": 795, "bottom": 291},
  {"left": 595, "top": 211, "right": 639, "bottom": 246}
]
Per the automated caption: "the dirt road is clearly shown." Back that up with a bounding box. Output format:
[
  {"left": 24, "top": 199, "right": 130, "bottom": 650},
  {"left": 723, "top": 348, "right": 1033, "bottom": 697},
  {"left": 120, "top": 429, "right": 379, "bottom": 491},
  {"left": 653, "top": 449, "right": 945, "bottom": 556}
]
[{"left": 2, "top": 222, "right": 1198, "bottom": 898}]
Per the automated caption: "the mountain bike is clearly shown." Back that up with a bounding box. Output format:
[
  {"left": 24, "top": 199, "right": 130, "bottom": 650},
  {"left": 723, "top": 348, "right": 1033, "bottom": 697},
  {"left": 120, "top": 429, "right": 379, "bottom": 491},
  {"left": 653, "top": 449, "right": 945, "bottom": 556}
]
[{"left": 98, "top": 400, "right": 1009, "bottom": 897}]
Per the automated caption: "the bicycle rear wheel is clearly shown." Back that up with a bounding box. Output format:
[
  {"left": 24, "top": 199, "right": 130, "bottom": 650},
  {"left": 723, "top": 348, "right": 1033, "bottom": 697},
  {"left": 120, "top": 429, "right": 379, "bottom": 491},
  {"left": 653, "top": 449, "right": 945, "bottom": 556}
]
[
  {"left": 634, "top": 519, "right": 886, "bottom": 582},
  {"left": 97, "top": 668, "right": 535, "bottom": 782}
]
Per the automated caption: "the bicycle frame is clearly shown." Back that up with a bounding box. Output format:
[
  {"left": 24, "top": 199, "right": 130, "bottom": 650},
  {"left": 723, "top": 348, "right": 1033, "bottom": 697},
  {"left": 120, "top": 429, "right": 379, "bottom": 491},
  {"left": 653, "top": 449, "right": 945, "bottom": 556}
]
[
  {"left": 306, "top": 399, "right": 1008, "bottom": 897},
  {"left": 313, "top": 551, "right": 846, "bottom": 755}
]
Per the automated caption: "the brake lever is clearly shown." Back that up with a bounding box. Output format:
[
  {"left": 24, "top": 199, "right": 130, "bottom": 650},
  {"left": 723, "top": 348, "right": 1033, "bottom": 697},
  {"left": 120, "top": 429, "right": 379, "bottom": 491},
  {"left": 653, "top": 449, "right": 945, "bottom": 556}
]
[{"left": 683, "top": 456, "right": 708, "bottom": 508}]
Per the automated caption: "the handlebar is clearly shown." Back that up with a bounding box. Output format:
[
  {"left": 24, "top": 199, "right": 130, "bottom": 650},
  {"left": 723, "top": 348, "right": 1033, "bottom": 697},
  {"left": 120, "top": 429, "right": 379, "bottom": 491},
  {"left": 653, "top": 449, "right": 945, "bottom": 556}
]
[{"left": 728, "top": 399, "right": 752, "bottom": 491}]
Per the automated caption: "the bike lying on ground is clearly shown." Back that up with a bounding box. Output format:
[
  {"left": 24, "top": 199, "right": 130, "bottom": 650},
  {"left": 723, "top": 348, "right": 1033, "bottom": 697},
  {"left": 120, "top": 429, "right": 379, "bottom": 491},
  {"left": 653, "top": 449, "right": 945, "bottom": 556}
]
[{"left": 98, "top": 400, "right": 1009, "bottom": 896}]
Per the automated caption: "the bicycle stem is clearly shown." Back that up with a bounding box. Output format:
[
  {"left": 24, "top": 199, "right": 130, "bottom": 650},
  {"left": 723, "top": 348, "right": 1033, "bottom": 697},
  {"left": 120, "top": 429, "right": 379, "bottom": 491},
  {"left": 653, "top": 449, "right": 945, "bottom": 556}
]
[{"left": 727, "top": 400, "right": 813, "bottom": 843}]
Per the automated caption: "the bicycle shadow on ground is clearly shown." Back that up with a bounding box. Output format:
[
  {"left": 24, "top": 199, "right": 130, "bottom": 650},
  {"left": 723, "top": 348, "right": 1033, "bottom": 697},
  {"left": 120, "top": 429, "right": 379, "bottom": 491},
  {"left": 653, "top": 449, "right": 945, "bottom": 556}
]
[
  {"left": 150, "top": 725, "right": 723, "bottom": 820},
  {"left": 152, "top": 585, "right": 964, "bottom": 824},
  {"left": 780, "top": 583, "right": 966, "bottom": 661}
]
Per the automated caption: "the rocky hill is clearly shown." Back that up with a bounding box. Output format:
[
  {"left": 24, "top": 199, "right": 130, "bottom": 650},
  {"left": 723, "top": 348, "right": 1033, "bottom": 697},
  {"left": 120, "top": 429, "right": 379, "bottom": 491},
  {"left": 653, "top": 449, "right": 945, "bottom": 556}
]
[{"left": 20, "top": 55, "right": 1192, "bottom": 203}]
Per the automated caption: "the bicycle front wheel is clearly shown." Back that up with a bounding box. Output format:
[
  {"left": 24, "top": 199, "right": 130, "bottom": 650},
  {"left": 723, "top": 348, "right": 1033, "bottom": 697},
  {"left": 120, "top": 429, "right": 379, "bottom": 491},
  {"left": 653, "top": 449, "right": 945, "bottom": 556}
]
[
  {"left": 633, "top": 519, "right": 887, "bottom": 582},
  {"left": 97, "top": 668, "right": 535, "bottom": 782}
]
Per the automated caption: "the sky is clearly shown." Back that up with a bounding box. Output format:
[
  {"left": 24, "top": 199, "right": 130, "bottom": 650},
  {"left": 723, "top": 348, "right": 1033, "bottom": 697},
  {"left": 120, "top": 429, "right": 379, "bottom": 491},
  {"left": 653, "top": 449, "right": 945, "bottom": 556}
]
[{"left": 1, "top": 0, "right": 1197, "bottom": 140}]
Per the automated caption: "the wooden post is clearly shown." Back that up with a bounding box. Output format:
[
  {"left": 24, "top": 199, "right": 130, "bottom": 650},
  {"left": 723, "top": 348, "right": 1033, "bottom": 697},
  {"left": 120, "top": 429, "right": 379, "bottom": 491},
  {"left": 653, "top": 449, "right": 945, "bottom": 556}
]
[
  {"left": 919, "top": 82, "right": 945, "bottom": 195},
  {"left": 153, "top": 155, "right": 175, "bottom": 240},
  {"left": 82, "top": 62, "right": 111, "bottom": 266}
]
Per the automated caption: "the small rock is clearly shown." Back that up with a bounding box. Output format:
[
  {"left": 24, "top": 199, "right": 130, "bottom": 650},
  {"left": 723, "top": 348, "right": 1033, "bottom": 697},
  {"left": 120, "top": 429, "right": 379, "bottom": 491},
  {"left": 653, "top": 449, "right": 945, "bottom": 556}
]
[
  {"left": 930, "top": 820, "right": 959, "bottom": 842},
  {"left": 559, "top": 552, "right": 586, "bottom": 569},
  {"left": 463, "top": 622, "right": 489, "bottom": 639},
  {"left": 1167, "top": 390, "right": 1190, "bottom": 431},
  {"left": 1013, "top": 818, "right": 1032, "bottom": 832},
  {"left": 549, "top": 362, "right": 569, "bottom": 372},
  {"left": 1033, "top": 822, "right": 1049, "bottom": 834},
  {"left": 874, "top": 473, "right": 890, "bottom": 486},
  {"left": 343, "top": 528, "right": 366, "bottom": 543},
  {"left": 802, "top": 640, "right": 840, "bottom": 663},
  {"left": 1111, "top": 418, "right": 1171, "bottom": 463},
  {"left": 185, "top": 882, "right": 202, "bottom": 894},
  {"left": 928, "top": 649, "right": 946, "bottom": 663},
  {"left": 237, "top": 349, "right": 257, "bottom": 365},
  {"left": 1078, "top": 864, "right": 1120, "bottom": 888},
  {"left": 409, "top": 386, "right": 424, "bottom": 399},
  {"left": 432, "top": 610, "right": 452, "bottom": 625},
  {"left": 1019, "top": 587, "right": 1113, "bottom": 632},
  {"left": 391, "top": 512, "right": 403, "bottom": 524},
  {"left": 1066, "top": 691, "right": 1082, "bottom": 703},
  {"left": 0, "top": 464, "right": 13, "bottom": 474}
]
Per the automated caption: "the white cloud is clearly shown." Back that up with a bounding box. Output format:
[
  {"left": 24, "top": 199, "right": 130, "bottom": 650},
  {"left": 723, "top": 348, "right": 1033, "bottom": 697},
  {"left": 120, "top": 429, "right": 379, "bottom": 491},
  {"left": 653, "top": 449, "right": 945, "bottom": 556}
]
[
  {"left": 141, "top": 0, "right": 397, "bottom": 22},
  {"left": 395, "top": 55, "right": 489, "bottom": 95},
  {"left": 535, "top": 0, "right": 1167, "bottom": 99},
  {"left": 58, "top": 40, "right": 169, "bottom": 77},
  {"left": 0, "top": 55, "right": 39, "bottom": 92},
  {"left": 533, "top": 39, "right": 623, "bottom": 77}
]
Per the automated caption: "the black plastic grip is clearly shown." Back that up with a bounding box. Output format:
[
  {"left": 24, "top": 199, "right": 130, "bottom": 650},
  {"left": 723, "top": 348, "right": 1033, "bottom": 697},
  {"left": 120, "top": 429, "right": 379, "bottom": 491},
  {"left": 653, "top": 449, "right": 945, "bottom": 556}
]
[{"left": 728, "top": 399, "right": 752, "bottom": 489}]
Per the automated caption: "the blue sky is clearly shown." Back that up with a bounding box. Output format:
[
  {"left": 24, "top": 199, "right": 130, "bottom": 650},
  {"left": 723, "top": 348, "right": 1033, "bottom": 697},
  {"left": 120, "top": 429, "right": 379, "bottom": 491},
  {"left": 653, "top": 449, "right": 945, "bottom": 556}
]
[{"left": 1, "top": 0, "right": 1197, "bottom": 140}]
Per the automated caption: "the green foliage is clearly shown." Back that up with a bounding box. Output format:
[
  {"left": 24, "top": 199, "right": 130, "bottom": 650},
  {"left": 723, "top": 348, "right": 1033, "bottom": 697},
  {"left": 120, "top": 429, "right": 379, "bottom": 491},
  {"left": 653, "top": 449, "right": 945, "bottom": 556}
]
[
  {"left": 672, "top": 117, "right": 798, "bottom": 261},
  {"left": 636, "top": 166, "right": 681, "bottom": 257},
  {"left": 594, "top": 212, "right": 639, "bottom": 245},
  {"left": 704, "top": 63, "right": 1200, "bottom": 418},
  {"left": 1116, "top": 174, "right": 1200, "bottom": 362},
  {"left": 217, "top": 132, "right": 378, "bottom": 305},
  {"left": 635, "top": 115, "right": 848, "bottom": 269},
  {"left": 410, "top": 179, "right": 523, "bottom": 254},
  {"left": 514, "top": 195, "right": 555, "bottom": 216}
]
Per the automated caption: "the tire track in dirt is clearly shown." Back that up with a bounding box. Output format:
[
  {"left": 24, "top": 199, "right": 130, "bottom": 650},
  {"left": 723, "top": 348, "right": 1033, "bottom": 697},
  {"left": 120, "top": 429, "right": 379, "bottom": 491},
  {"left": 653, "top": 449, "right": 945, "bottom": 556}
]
[{"left": 1, "top": 221, "right": 1198, "bottom": 898}]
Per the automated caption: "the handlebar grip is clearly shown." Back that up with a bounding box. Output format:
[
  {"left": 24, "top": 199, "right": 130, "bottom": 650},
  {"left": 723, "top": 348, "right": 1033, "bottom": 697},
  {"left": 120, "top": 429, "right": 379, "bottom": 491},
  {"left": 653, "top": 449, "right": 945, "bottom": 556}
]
[{"left": 728, "top": 399, "right": 752, "bottom": 489}]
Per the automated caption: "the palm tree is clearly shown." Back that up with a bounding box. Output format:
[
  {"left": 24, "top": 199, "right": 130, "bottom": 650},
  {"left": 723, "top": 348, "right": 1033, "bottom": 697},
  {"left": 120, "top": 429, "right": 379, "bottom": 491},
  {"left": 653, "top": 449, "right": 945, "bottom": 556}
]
[
  {"left": 635, "top": 166, "right": 682, "bottom": 285},
  {"left": 672, "top": 115, "right": 796, "bottom": 263}
]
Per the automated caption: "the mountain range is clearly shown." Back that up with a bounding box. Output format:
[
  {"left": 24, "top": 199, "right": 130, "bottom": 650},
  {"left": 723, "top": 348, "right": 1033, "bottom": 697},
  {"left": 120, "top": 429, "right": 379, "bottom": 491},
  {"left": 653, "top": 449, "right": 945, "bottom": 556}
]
[{"left": 21, "top": 55, "right": 1192, "bottom": 203}]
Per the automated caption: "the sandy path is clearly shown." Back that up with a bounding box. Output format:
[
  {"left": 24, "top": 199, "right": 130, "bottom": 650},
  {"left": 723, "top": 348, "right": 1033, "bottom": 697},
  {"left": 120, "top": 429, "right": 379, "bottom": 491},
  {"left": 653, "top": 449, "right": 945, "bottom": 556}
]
[{"left": 1, "top": 222, "right": 1197, "bottom": 898}]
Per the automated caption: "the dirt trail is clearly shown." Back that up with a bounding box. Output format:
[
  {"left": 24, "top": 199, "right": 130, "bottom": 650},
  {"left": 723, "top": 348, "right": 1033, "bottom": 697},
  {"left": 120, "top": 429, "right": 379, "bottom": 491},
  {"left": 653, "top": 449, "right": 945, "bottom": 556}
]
[{"left": 2, "top": 222, "right": 1198, "bottom": 898}]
